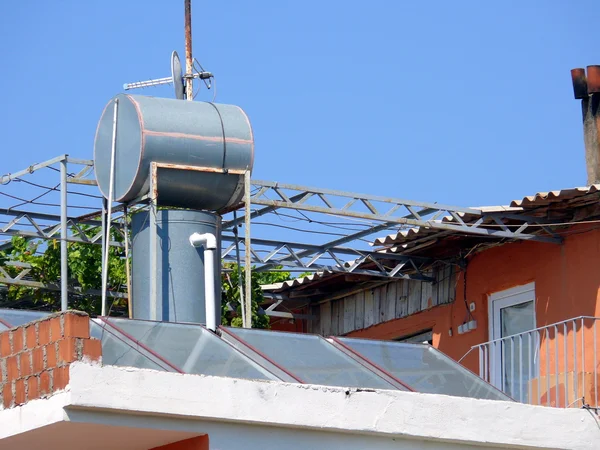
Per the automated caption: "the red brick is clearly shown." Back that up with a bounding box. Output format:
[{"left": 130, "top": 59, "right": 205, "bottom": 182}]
[
  {"left": 25, "top": 325, "right": 37, "bottom": 349},
  {"left": 82, "top": 339, "right": 102, "bottom": 362},
  {"left": 57, "top": 338, "right": 78, "bottom": 364},
  {"left": 19, "top": 352, "right": 32, "bottom": 377},
  {"left": 14, "top": 379, "right": 25, "bottom": 405},
  {"left": 2, "top": 382, "right": 13, "bottom": 409},
  {"left": 64, "top": 314, "right": 90, "bottom": 339},
  {"left": 38, "top": 320, "right": 51, "bottom": 346},
  {"left": 39, "top": 371, "right": 51, "bottom": 395},
  {"left": 26, "top": 376, "right": 39, "bottom": 401},
  {"left": 53, "top": 366, "right": 69, "bottom": 390},
  {"left": 50, "top": 317, "right": 62, "bottom": 341},
  {"left": 11, "top": 329, "right": 23, "bottom": 354},
  {"left": 45, "top": 344, "right": 57, "bottom": 369},
  {"left": 32, "top": 347, "right": 44, "bottom": 373},
  {"left": 6, "top": 356, "right": 18, "bottom": 382},
  {"left": 0, "top": 332, "right": 10, "bottom": 357}
]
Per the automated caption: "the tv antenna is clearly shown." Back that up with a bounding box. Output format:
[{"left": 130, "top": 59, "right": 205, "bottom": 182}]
[{"left": 122, "top": 0, "right": 213, "bottom": 101}]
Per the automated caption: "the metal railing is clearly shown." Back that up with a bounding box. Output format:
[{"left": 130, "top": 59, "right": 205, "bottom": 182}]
[{"left": 460, "top": 316, "right": 600, "bottom": 408}]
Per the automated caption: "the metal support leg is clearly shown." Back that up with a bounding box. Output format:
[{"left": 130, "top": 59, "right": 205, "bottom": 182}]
[
  {"left": 244, "top": 169, "right": 252, "bottom": 328},
  {"left": 123, "top": 205, "right": 133, "bottom": 319},
  {"left": 101, "top": 99, "right": 119, "bottom": 316},
  {"left": 60, "top": 158, "right": 68, "bottom": 311},
  {"left": 149, "top": 163, "right": 158, "bottom": 321},
  {"left": 232, "top": 210, "right": 246, "bottom": 325}
]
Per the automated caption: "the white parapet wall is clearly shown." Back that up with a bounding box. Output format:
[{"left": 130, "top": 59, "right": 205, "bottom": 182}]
[{"left": 1, "top": 362, "right": 599, "bottom": 450}]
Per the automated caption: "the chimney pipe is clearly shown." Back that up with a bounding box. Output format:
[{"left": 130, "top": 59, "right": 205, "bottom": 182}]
[{"left": 572, "top": 66, "right": 600, "bottom": 185}]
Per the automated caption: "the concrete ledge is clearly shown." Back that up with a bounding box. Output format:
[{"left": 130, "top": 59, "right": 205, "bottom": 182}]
[{"left": 64, "top": 363, "right": 599, "bottom": 450}]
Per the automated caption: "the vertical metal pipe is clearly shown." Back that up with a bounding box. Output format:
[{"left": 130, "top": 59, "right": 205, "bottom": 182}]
[
  {"left": 123, "top": 205, "right": 133, "bottom": 319},
  {"left": 244, "top": 169, "right": 252, "bottom": 328},
  {"left": 484, "top": 344, "right": 489, "bottom": 382},
  {"left": 594, "top": 320, "right": 598, "bottom": 408},
  {"left": 510, "top": 336, "right": 515, "bottom": 400},
  {"left": 582, "top": 317, "right": 586, "bottom": 404},
  {"left": 60, "top": 158, "right": 68, "bottom": 312},
  {"left": 518, "top": 335, "right": 523, "bottom": 402},
  {"left": 184, "top": 0, "right": 193, "bottom": 101},
  {"left": 574, "top": 320, "right": 579, "bottom": 406},
  {"left": 545, "top": 329, "right": 550, "bottom": 406},
  {"left": 554, "top": 325, "right": 559, "bottom": 407},
  {"left": 478, "top": 346, "right": 484, "bottom": 378},
  {"left": 528, "top": 332, "right": 532, "bottom": 404},
  {"left": 501, "top": 339, "right": 506, "bottom": 391},
  {"left": 232, "top": 210, "right": 246, "bottom": 324},
  {"left": 564, "top": 322, "right": 568, "bottom": 407},
  {"left": 101, "top": 99, "right": 119, "bottom": 317},
  {"left": 536, "top": 330, "right": 542, "bottom": 405}
]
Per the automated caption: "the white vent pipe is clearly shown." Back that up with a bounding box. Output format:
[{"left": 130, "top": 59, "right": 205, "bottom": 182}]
[{"left": 189, "top": 232, "right": 218, "bottom": 331}]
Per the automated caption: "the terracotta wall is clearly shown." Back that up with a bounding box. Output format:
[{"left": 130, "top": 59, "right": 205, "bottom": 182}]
[
  {"left": 348, "top": 225, "right": 600, "bottom": 376},
  {"left": 0, "top": 311, "right": 101, "bottom": 409}
]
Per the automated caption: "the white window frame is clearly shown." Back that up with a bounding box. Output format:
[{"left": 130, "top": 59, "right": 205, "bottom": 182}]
[{"left": 488, "top": 282, "right": 536, "bottom": 389}]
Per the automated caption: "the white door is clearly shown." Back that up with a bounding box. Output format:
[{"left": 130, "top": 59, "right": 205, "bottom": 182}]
[{"left": 488, "top": 283, "right": 536, "bottom": 402}]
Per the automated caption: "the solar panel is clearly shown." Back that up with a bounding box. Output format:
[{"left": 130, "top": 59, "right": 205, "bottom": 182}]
[
  {"left": 333, "top": 337, "right": 512, "bottom": 401},
  {"left": 103, "top": 318, "right": 278, "bottom": 381},
  {"left": 220, "top": 327, "right": 403, "bottom": 390},
  {"left": 90, "top": 319, "right": 170, "bottom": 372},
  {"left": 0, "top": 309, "right": 51, "bottom": 327}
]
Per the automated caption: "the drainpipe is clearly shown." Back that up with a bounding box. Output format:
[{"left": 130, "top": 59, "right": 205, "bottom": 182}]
[{"left": 189, "top": 232, "right": 218, "bottom": 331}]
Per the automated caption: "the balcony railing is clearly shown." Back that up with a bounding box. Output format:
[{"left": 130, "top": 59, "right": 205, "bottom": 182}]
[{"left": 460, "top": 316, "right": 600, "bottom": 408}]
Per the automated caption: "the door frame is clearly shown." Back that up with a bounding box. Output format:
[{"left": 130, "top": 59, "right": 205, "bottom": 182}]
[{"left": 488, "top": 282, "right": 536, "bottom": 389}]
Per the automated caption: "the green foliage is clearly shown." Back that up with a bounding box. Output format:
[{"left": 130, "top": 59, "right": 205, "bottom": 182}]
[
  {"left": 221, "top": 263, "right": 291, "bottom": 329},
  {"left": 0, "top": 227, "right": 128, "bottom": 314},
  {"left": 1, "top": 232, "right": 292, "bottom": 325}
]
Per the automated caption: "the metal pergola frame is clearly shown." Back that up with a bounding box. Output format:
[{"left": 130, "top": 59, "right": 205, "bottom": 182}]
[{"left": 0, "top": 155, "right": 561, "bottom": 320}]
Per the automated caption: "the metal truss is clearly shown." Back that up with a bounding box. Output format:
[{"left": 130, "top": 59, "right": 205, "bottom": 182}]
[
  {"left": 221, "top": 234, "right": 433, "bottom": 281},
  {"left": 224, "top": 180, "right": 562, "bottom": 244},
  {"left": 1, "top": 154, "right": 565, "bottom": 315}
]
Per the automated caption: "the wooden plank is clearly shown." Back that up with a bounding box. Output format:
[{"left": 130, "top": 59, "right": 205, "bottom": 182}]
[
  {"left": 408, "top": 280, "right": 422, "bottom": 315},
  {"left": 364, "top": 289, "right": 375, "bottom": 327},
  {"left": 421, "top": 276, "right": 432, "bottom": 311},
  {"left": 432, "top": 266, "right": 440, "bottom": 306},
  {"left": 440, "top": 266, "right": 449, "bottom": 304},
  {"left": 354, "top": 290, "right": 365, "bottom": 330},
  {"left": 330, "top": 300, "right": 339, "bottom": 336},
  {"left": 395, "top": 279, "right": 408, "bottom": 318},
  {"left": 383, "top": 282, "right": 396, "bottom": 322},
  {"left": 373, "top": 287, "right": 382, "bottom": 324},
  {"left": 344, "top": 295, "right": 356, "bottom": 334},
  {"left": 447, "top": 265, "right": 456, "bottom": 303},
  {"left": 309, "top": 305, "right": 320, "bottom": 334},
  {"left": 321, "top": 301, "right": 332, "bottom": 336},
  {"left": 338, "top": 298, "right": 345, "bottom": 335}
]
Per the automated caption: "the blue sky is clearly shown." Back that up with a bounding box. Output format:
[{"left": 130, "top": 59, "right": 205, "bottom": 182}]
[{"left": 0, "top": 0, "right": 598, "bottom": 209}]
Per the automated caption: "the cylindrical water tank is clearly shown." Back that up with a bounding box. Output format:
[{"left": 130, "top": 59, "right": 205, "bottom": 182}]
[
  {"left": 131, "top": 209, "right": 221, "bottom": 324},
  {"left": 94, "top": 94, "right": 253, "bottom": 210}
]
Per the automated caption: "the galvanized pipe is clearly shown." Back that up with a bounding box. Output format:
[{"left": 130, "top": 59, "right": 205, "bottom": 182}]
[
  {"left": 60, "top": 159, "right": 68, "bottom": 311},
  {"left": 184, "top": 0, "right": 193, "bottom": 101},
  {"left": 244, "top": 169, "right": 252, "bottom": 328},
  {"left": 101, "top": 99, "right": 119, "bottom": 317}
]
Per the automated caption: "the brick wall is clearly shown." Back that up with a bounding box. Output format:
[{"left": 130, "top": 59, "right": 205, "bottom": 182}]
[{"left": 0, "top": 311, "right": 101, "bottom": 409}]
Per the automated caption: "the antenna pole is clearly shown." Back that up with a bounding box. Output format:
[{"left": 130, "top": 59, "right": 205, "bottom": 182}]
[{"left": 184, "top": 0, "right": 193, "bottom": 101}]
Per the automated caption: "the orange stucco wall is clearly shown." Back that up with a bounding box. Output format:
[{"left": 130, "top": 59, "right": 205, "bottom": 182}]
[{"left": 348, "top": 224, "right": 600, "bottom": 377}]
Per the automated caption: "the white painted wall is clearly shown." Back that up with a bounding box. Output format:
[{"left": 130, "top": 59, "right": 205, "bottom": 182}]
[{"left": 1, "top": 362, "right": 599, "bottom": 450}]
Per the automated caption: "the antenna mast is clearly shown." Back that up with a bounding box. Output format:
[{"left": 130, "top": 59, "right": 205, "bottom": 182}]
[{"left": 184, "top": 0, "right": 194, "bottom": 101}]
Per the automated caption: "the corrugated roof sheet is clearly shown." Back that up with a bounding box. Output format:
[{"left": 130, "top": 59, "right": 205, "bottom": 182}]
[{"left": 263, "top": 185, "right": 600, "bottom": 293}]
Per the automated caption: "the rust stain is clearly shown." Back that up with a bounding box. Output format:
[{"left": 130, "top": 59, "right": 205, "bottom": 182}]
[
  {"left": 587, "top": 65, "right": 600, "bottom": 94},
  {"left": 571, "top": 68, "right": 588, "bottom": 99},
  {"left": 143, "top": 129, "right": 252, "bottom": 145}
]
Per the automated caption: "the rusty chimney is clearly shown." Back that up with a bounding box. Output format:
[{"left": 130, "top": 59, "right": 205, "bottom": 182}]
[{"left": 572, "top": 66, "right": 600, "bottom": 185}]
